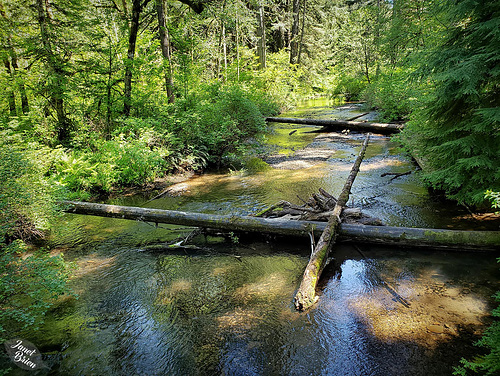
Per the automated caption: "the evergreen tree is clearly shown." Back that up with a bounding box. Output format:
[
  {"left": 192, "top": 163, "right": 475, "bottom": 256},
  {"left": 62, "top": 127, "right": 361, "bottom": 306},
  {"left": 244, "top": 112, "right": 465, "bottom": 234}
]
[{"left": 402, "top": 0, "right": 500, "bottom": 205}]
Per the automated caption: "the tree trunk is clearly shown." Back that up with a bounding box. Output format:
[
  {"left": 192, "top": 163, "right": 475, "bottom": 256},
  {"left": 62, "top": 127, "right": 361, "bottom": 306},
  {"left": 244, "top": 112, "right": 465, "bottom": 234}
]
[
  {"left": 36, "top": 0, "right": 70, "bottom": 144},
  {"left": 297, "top": 0, "right": 306, "bottom": 64},
  {"left": 156, "top": 0, "right": 174, "bottom": 103},
  {"left": 124, "top": 0, "right": 149, "bottom": 116},
  {"left": 362, "top": 40, "right": 371, "bottom": 84},
  {"left": 289, "top": 0, "right": 300, "bottom": 64},
  {"left": 3, "top": 59, "right": 16, "bottom": 116},
  {"left": 294, "top": 134, "right": 370, "bottom": 311},
  {"left": 265, "top": 117, "right": 404, "bottom": 134},
  {"left": 61, "top": 200, "right": 500, "bottom": 251},
  {"left": 256, "top": 1, "right": 266, "bottom": 69},
  {"left": 106, "top": 36, "right": 113, "bottom": 137},
  {"left": 236, "top": 7, "right": 240, "bottom": 81},
  {"left": 10, "top": 55, "right": 29, "bottom": 114},
  {"left": 222, "top": 23, "right": 227, "bottom": 81}
]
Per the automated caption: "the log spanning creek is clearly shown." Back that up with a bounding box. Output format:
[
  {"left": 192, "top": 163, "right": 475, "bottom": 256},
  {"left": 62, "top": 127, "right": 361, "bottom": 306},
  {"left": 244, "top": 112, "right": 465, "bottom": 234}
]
[{"left": 11, "top": 100, "right": 500, "bottom": 375}]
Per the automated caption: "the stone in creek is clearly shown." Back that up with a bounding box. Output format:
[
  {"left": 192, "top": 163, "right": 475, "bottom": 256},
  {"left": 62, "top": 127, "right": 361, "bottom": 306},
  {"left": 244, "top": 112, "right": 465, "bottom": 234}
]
[{"left": 428, "top": 324, "right": 444, "bottom": 334}]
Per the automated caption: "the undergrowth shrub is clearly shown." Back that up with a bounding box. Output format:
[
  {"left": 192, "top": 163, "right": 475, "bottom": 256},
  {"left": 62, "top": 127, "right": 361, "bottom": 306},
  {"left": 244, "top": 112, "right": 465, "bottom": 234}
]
[
  {"left": 170, "top": 85, "right": 269, "bottom": 167},
  {"left": 0, "top": 133, "right": 72, "bottom": 341},
  {"left": 362, "top": 69, "right": 421, "bottom": 121},
  {"left": 332, "top": 74, "right": 368, "bottom": 102},
  {"left": 52, "top": 128, "right": 206, "bottom": 195}
]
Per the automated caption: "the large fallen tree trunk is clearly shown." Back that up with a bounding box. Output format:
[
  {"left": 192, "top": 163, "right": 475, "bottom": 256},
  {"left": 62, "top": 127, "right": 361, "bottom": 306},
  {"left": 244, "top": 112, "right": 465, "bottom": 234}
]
[
  {"left": 265, "top": 117, "right": 404, "bottom": 134},
  {"left": 294, "top": 134, "right": 370, "bottom": 311},
  {"left": 60, "top": 201, "right": 500, "bottom": 250}
]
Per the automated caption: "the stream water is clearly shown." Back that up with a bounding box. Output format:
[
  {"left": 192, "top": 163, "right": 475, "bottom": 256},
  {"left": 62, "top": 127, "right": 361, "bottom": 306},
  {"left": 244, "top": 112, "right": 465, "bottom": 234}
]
[{"left": 3, "top": 99, "right": 499, "bottom": 376}]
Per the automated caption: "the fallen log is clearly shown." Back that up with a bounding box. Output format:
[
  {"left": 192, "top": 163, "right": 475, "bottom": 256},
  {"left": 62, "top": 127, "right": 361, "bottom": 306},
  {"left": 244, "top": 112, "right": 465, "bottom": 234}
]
[
  {"left": 265, "top": 117, "right": 404, "bottom": 134},
  {"left": 294, "top": 134, "right": 371, "bottom": 311},
  {"left": 60, "top": 201, "right": 500, "bottom": 250}
]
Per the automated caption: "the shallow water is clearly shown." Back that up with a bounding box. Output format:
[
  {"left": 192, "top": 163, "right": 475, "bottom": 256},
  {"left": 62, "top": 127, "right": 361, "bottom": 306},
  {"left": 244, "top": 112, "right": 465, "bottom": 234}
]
[{"left": 3, "top": 101, "right": 499, "bottom": 376}]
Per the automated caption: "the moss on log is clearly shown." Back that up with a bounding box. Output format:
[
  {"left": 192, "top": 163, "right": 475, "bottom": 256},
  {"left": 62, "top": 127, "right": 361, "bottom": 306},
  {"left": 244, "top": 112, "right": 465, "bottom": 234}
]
[{"left": 60, "top": 201, "right": 500, "bottom": 251}]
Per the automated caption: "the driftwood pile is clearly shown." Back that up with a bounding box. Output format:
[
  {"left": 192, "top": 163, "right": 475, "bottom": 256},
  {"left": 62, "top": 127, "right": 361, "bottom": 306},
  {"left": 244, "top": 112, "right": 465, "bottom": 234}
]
[{"left": 254, "top": 188, "right": 382, "bottom": 226}]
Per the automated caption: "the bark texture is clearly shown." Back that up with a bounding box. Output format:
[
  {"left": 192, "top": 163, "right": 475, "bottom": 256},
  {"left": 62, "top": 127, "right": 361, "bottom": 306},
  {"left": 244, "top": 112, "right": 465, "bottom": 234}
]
[
  {"left": 60, "top": 201, "right": 500, "bottom": 251},
  {"left": 294, "top": 134, "right": 370, "bottom": 311}
]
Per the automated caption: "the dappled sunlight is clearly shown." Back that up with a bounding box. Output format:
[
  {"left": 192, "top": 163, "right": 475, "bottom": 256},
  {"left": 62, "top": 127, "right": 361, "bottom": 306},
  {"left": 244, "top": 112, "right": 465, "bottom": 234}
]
[
  {"left": 73, "top": 253, "right": 116, "bottom": 278},
  {"left": 347, "top": 267, "right": 490, "bottom": 349},
  {"left": 233, "top": 272, "right": 291, "bottom": 304},
  {"left": 270, "top": 148, "right": 336, "bottom": 169},
  {"left": 359, "top": 158, "right": 408, "bottom": 172},
  {"left": 212, "top": 265, "right": 235, "bottom": 276},
  {"left": 158, "top": 165, "right": 330, "bottom": 200},
  {"left": 217, "top": 308, "right": 262, "bottom": 333},
  {"left": 156, "top": 279, "right": 193, "bottom": 305}
]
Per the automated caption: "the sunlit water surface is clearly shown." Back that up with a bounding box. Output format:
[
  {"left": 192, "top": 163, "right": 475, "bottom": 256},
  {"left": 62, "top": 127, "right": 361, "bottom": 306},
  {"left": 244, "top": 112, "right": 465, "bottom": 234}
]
[{"left": 3, "top": 100, "right": 499, "bottom": 376}]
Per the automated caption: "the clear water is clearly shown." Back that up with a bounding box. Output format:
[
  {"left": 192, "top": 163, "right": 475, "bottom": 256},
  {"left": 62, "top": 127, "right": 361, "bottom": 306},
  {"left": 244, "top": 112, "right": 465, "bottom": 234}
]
[{"left": 3, "top": 100, "right": 499, "bottom": 376}]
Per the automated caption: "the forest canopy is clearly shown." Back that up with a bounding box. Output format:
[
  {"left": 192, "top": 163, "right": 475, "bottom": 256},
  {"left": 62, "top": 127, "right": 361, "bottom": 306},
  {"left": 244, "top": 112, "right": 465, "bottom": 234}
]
[{"left": 0, "top": 0, "right": 498, "bottom": 202}]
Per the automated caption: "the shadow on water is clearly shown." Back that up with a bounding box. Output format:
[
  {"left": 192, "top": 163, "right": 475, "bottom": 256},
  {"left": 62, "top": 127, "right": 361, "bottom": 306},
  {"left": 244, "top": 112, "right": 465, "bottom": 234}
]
[{"left": 3, "top": 101, "right": 499, "bottom": 375}]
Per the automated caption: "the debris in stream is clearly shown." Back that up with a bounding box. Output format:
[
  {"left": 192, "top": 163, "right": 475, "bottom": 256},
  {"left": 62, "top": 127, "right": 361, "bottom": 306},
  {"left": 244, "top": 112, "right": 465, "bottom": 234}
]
[
  {"left": 381, "top": 170, "right": 413, "bottom": 181},
  {"left": 253, "top": 187, "right": 383, "bottom": 226},
  {"left": 354, "top": 244, "right": 411, "bottom": 308}
]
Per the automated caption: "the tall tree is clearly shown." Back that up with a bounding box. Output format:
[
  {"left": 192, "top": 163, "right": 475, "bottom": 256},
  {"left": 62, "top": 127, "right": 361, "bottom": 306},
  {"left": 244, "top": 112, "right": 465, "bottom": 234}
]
[
  {"left": 255, "top": 0, "right": 266, "bottom": 69},
  {"left": 289, "top": 0, "right": 300, "bottom": 64},
  {"left": 0, "top": 1, "right": 29, "bottom": 116},
  {"left": 404, "top": 0, "right": 500, "bottom": 204},
  {"left": 35, "top": 0, "right": 71, "bottom": 143},
  {"left": 157, "top": 0, "right": 175, "bottom": 103},
  {"left": 2, "top": 58, "right": 16, "bottom": 116},
  {"left": 124, "top": 0, "right": 151, "bottom": 117}
]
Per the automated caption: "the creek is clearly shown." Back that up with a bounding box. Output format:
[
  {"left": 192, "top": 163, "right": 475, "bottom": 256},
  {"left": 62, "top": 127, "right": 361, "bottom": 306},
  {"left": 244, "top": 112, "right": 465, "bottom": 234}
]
[{"left": 6, "top": 100, "right": 500, "bottom": 376}]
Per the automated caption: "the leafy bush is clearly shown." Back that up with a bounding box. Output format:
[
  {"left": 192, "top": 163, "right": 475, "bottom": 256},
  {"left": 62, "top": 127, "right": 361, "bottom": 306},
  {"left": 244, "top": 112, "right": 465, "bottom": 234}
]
[
  {"left": 0, "top": 135, "right": 72, "bottom": 341},
  {"left": 170, "top": 85, "right": 269, "bottom": 167},
  {"left": 362, "top": 69, "right": 422, "bottom": 121},
  {"left": 332, "top": 74, "right": 368, "bottom": 102},
  {"left": 485, "top": 191, "right": 500, "bottom": 211}
]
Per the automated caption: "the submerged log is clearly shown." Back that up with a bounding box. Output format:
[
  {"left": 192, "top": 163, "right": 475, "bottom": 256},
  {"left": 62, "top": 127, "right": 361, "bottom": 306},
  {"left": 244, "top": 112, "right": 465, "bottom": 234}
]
[
  {"left": 60, "top": 201, "right": 500, "bottom": 250},
  {"left": 265, "top": 117, "right": 403, "bottom": 134},
  {"left": 346, "top": 112, "right": 370, "bottom": 121},
  {"left": 294, "top": 134, "right": 370, "bottom": 311}
]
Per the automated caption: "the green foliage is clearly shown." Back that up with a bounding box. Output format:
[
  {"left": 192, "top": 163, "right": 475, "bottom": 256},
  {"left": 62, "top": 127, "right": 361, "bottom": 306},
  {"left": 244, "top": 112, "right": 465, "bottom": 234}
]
[
  {"left": 33, "top": 82, "right": 275, "bottom": 195},
  {"left": 254, "top": 51, "right": 314, "bottom": 108},
  {"left": 398, "top": 0, "right": 500, "bottom": 205},
  {"left": 362, "top": 69, "right": 423, "bottom": 121},
  {"left": 485, "top": 191, "right": 500, "bottom": 213},
  {"left": 170, "top": 85, "right": 269, "bottom": 167},
  {"left": 51, "top": 125, "right": 207, "bottom": 195},
  {"left": 0, "top": 133, "right": 57, "bottom": 240},
  {"left": 332, "top": 74, "right": 368, "bottom": 102},
  {"left": 0, "top": 135, "right": 72, "bottom": 341}
]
